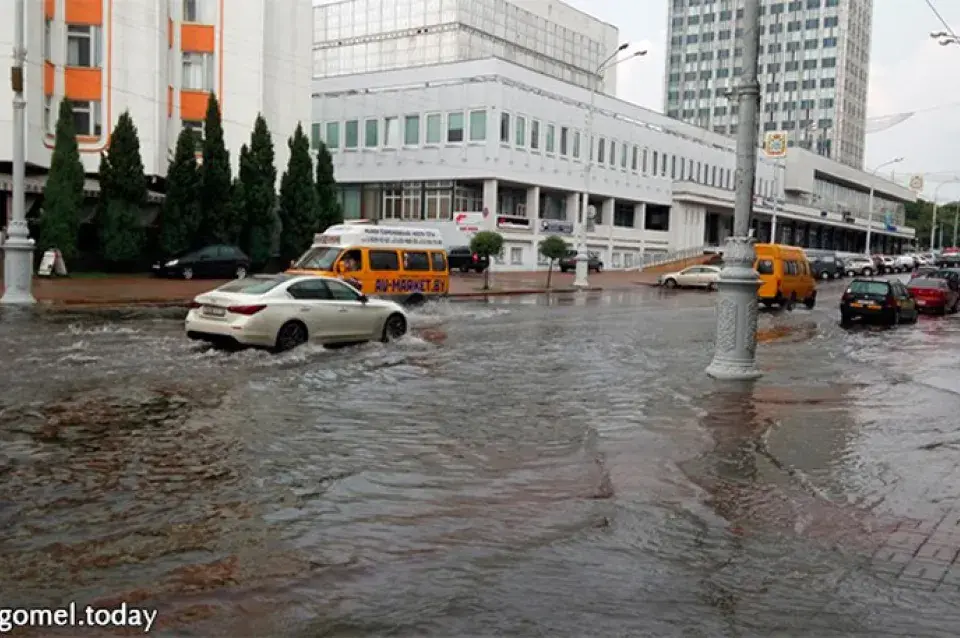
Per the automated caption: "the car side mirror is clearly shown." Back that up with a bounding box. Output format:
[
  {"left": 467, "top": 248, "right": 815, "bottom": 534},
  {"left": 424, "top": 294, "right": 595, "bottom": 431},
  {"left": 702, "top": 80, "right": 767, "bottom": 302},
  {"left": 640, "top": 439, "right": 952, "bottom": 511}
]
[{"left": 358, "top": 294, "right": 368, "bottom": 303}]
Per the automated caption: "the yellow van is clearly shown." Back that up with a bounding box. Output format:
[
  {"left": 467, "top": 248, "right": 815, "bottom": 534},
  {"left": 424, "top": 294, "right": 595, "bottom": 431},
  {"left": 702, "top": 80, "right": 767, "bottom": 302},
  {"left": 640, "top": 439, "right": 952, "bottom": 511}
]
[
  {"left": 287, "top": 223, "right": 450, "bottom": 305},
  {"left": 754, "top": 243, "right": 817, "bottom": 309}
]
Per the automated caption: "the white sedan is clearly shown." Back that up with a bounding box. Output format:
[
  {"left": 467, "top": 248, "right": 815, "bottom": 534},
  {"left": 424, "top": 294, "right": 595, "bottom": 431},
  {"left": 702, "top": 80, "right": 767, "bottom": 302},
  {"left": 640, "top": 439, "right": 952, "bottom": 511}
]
[
  {"left": 185, "top": 274, "right": 409, "bottom": 352},
  {"left": 658, "top": 265, "right": 721, "bottom": 289}
]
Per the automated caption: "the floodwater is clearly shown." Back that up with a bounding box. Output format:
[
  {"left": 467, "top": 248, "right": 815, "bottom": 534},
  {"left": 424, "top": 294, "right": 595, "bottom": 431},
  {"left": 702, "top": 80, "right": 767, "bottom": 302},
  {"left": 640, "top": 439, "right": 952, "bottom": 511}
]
[{"left": 2, "top": 278, "right": 960, "bottom": 636}]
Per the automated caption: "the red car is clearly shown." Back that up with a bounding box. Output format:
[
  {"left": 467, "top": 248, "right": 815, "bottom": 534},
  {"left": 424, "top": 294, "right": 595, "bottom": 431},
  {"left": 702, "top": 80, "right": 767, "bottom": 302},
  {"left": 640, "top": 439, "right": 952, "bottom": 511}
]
[{"left": 907, "top": 277, "right": 960, "bottom": 314}]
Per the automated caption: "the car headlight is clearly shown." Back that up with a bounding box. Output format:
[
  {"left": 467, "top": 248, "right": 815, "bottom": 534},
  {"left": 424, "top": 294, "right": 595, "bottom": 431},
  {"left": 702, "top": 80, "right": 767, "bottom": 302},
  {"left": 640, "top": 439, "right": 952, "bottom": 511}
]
[{"left": 165, "top": 259, "right": 178, "bottom": 267}]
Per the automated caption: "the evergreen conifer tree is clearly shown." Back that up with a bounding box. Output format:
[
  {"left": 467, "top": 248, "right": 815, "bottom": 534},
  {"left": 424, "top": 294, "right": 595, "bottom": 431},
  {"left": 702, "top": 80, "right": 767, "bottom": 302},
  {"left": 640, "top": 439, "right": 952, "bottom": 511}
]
[
  {"left": 158, "top": 127, "right": 201, "bottom": 256},
  {"left": 278, "top": 123, "right": 318, "bottom": 265},
  {"left": 315, "top": 140, "right": 343, "bottom": 231},
  {"left": 39, "top": 100, "right": 85, "bottom": 259}
]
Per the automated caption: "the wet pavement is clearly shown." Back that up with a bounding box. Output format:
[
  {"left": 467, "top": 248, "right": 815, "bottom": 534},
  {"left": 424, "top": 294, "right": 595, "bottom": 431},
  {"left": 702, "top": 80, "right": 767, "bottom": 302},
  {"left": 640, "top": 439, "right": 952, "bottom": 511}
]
[{"left": 3, "top": 277, "right": 960, "bottom": 636}]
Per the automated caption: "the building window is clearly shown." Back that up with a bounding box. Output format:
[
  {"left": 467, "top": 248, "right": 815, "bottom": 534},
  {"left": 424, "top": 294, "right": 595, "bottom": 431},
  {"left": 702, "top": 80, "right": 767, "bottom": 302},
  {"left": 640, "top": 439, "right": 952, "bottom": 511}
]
[
  {"left": 560, "top": 127, "right": 568, "bottom": 156},
  {"left": 66, "top": 25, "right": 102, "bottom": 68},
  {"left": 468, "top": 110, "right": 486, "bottom": 141},
  {"left": 182, "top": 119, "right": 203, "bottom": 150},
  {"left": 404, "top": 115, "right": 419, "bottom": 145},
  {"left": 310, "top": 123, "right": 321, "bottom": 148},
  {"left": 364, "top": 118, "right": 378, "bottom": 147},
  {"left": 182, "top": 52, "right": 214, "bottom": 91},
  {"left": 510, "top": 247, "right": 523, "bottom": 265},
  {"left": 44, "top": 19, "right": 52, "bottom": 59},
  {"left": 597, "top": 137, "right": 605, "bottom": 164},
  {"left": 499, "top": 112, "right": 510, "bottom": 143},
  {"left": 402, "top": 184, "right": 421, "bottom": 219},
  {"left": 545, "top": 124, "right": 555, "bottom": 153},
  {"left": 382, "top": 186, "right": 402, "bottom": 219},
  {"left": 515, "top": 116, "right": 526, "bottom": 146},
  {"left": 620, "top": 144, "right": 627, "bottom": 169},
  {"left": 344, "top": 120, "right": 359, "bottom": 148},
  {"left": 425, "top": 113, "right": 442, "bottom": 144},
  {"left": 325, "top": 121, "right": 340, "bottom": 149},
  {"left": 530, "top": 120, "right": 540, "bottom": 150},
  {"left": 425, "top": 187, "right": 452, "bottom": 220},
  {"left": 383, "top": 116, "right": 400, "bottom": 147},
  {"left": 43, "top": 95, "right": 52, "bottom": 133},
  {"left": 631, "top": 145, "right": 638, "bottom": 171},
  {"left": 447, "top": 112, "right": 464, "bottom": 143},
  {"left": 572, "top": 131, "right": 580, "bottom": 159},
  {"left": 72, "top": 100, "right": 102, "bottom": 136},
  {"left": 608, "top": 141, "right": 616, "bottom": 165},
  {"left": 182, "top": 0, "right": 211, "bottom": 22}
]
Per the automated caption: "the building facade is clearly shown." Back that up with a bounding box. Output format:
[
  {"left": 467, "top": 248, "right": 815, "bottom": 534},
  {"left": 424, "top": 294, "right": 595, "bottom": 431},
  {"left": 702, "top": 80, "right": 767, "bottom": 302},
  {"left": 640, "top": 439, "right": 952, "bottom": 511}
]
[
  {"left": 313, "top": 0, "right": 620, "bottom": 94},
  {"left": 664, "top": 0, "right": 871, "bottom": 169},
  {"left": 312, "top": 57, "right": 915, "bottom": 272},
  {"left": 0, "top": 0, "right": 312, "bottom": 196}
]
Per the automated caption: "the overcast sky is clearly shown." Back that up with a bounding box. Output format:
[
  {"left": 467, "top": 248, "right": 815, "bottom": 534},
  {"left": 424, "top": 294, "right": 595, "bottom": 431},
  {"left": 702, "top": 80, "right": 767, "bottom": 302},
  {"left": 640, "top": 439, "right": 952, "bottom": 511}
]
[{"left": 564, "top": 0, "right": 960, "bottom": 201}]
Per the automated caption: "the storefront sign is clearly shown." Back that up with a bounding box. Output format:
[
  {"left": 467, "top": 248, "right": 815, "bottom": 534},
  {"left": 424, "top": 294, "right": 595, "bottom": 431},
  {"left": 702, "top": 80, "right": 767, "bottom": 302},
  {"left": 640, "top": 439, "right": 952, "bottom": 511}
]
[
  {"left": 539, "top": 219, "right": 574, "bottom": 234},
  {"left": 497, "top": 215, "right": 531, "bottom": 229}
]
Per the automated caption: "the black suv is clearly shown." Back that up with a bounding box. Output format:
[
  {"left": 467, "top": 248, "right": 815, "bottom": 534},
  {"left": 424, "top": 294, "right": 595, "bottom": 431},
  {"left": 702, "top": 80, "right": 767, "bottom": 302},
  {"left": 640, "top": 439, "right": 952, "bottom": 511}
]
[
  {"left": 840, "top": 278, "right": 919, "bottom": 326},
  {"left": 446, "top": 246, "right": 489, "bottom": 273},
  {"left": 559, "top": 250, "right": 603, "bottom": 273},
  {"left": 809, "top": 253, "right": 844, "bottom": 280},
  {"left": 152, "top": 244, "right": 251, "bottom": 280}
]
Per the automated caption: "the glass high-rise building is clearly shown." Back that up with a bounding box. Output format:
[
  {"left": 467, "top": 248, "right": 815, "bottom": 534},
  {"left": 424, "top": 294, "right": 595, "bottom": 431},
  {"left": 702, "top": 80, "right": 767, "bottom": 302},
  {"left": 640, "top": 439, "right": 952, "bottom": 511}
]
[{"left": 663, "top": 0, "right": 871, "bottom": 169}]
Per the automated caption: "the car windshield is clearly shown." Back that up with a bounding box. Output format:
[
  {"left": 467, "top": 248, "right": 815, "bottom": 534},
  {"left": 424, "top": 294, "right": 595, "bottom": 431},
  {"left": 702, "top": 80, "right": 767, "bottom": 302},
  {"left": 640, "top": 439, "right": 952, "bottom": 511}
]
[
  {"left": 848, "top": 281, "right": 889, "bottom": 295},
  {"left": 293, "top": 247, "right": 340, "bottom": 270},
  {"left": 756, "top": 259, "right": 774, "bottom": 274},
  {"left": 909, "top": 278, "right": 946, "bottom": 289},
  {"left": 217, "top": 275, "right": 289, "bottom": 294}
]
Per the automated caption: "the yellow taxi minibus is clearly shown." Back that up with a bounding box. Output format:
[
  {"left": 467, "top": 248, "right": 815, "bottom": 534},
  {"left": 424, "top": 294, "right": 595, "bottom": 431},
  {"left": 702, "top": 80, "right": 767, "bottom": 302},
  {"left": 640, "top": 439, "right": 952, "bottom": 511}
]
[
  {"left": 754, "top": 243, "right": 817, "bottom": 310},
  {"left": 287, "top": 223, "right": 450, "bottom": 305}
]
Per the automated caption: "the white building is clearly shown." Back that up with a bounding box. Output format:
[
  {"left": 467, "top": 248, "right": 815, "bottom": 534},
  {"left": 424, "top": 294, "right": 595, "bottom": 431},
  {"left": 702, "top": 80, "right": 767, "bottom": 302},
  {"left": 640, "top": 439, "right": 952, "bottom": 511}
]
[
  {"left": 311, "top": 56, "right": 915, "bottom": 271},
  {"left": 664, "top": 0, "right": 871, "bottom": 169},
  {"left": 0, "top": 0, "right": 313, "bottom": 219}
]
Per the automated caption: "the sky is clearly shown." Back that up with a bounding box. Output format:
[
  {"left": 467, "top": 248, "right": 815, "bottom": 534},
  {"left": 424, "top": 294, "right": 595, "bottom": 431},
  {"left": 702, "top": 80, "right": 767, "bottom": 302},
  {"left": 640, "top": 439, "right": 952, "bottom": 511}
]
[{"left": 563, "top": 0, "right": 960, "bottom": 202}]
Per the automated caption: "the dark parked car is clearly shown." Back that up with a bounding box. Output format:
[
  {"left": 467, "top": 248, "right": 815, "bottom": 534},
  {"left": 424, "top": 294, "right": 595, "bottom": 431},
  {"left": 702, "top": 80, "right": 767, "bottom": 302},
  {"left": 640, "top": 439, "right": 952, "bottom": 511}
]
[
  {"left": 152, "top": 244, "right": 251, "bottom": 280},
  {"left": 446, "top": 246, "right": 489, "bottom": 273},
  {"left": 840, "top": 278, "right": 918, "bottom": 327},
  {"left": 809, "top": 253, "right": 844, "bottom": 280},
  {"left": 928, "top": 268, "right": 960, "bottom": 292},
  {"left": 559, "top": 250, "right": 603, "bottom": 273}
]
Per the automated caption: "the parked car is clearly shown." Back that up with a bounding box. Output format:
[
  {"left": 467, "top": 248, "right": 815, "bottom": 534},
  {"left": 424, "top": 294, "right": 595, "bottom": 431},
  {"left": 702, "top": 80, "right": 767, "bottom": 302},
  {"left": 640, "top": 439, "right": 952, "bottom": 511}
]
[
  {"left": 809, "top": 253, "right": 844, "bottom": 280},
  {"left": 840, "top": 278, "right": 919, "bottom": 327},
  {"left": 928, "top": 268, "right": 960, "bottom": 293},
  {"left": 936, "top": 248, "right": 960, "bottom": 268},
  {"left": 658, "top": 265, "right": 721, "bottom": 289},
  {"left": 559, "top": 250, "right": 603, "bottom": 273},
  {"left": 153, "top": 244, "right": 250, "bottom": 280},
  {"left": 894, "top": 254, "right": 916, "bottom": 272},
  {"left": 185, "top": 274, "right": 409, "bottom": 352},
  {"left": 844, "top": 255, "right": 875, "bottom": 277},
  {"left": 446, "top": 246, "right": 489, "bottom": 273},
  {"left": 877, "top": 255, "right": 896, "bottom": 273},
  {"left": 907, "top": 278, "right": 960, "bottom": 314},
  {"left": 911, "top": 265, "right": 940, "bottom": 280}
]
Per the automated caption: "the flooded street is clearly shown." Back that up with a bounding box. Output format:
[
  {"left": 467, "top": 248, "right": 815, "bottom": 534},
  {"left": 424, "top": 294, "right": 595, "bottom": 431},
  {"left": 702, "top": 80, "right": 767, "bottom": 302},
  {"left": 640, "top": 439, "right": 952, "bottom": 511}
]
[{"left": 3, "top": 279, "right": 960, "bottom": 636}]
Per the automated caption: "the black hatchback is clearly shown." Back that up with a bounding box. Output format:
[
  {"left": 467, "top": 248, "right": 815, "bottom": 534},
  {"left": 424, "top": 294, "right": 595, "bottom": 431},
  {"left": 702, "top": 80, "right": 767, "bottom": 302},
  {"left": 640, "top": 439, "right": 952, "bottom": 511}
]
[
  {"left": 840, "top": 278, "right": 919, "bottom": 326},
  {"left": 152, "top": 244, "right": 251, "bottom": 280}
]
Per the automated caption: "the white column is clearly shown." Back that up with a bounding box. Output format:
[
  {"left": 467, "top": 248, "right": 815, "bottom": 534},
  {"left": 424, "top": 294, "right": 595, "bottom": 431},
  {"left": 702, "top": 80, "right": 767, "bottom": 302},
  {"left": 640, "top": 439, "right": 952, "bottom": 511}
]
[
  {"left": 601, "top": 197, "right": 614, "bottom": 261},
  {"left": 565, "top": 192, "right": 579, "bottom": 224},
  {"left": 635, "top": 202, "right": 646, "bottom": 265},
  {"left": 527, "top": 185, "right": 541, "bottom": 268},
  {"left": 482, "top": 179, "right": 498, "bottom": 231}
]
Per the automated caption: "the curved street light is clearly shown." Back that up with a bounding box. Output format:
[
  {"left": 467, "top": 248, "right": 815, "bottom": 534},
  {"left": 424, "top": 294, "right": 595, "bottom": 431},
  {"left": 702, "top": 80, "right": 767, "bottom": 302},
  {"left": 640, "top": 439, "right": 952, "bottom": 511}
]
[
  {"left": 865, "top": 157, "right": 903, "bottom": 254},
  {"left": 931, "top": 31, "right": 960, "bottom": 46},
  {"left": 574, "top": 44, "right": 648, "bottom": 288}
]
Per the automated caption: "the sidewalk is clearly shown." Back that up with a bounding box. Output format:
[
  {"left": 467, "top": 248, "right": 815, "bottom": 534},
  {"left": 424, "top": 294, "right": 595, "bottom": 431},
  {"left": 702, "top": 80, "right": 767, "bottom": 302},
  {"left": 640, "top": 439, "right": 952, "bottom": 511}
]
[{"left": 0, "top": 269, "right": 660, "bottom": 308}]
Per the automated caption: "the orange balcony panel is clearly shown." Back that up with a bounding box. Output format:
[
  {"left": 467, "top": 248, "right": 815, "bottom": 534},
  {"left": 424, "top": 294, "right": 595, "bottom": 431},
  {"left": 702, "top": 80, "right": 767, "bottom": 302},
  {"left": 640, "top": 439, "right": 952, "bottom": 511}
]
[
  {"left": 168, "top": 18, "right": 173, "bottom": 48},
  {"left": 64, "top": 0, "right": 103, "bottom": 24},
  {"left": 44, "top": 62, "right": 55, "bottom": 96},
  {"left": 44, "top": 0, "right": 55, "bottom": 18},
  {"left": 181, "top": 24, "right": 215, "bottom": 53},
  {"left": 64, "top": 67, "right": 102, "bottom": 101},
  {"left": 167, "top": 86, "right": 173, "bottom": 117},
  {"left": 180, "top": 90, "right": 209, "bottom": 121}
]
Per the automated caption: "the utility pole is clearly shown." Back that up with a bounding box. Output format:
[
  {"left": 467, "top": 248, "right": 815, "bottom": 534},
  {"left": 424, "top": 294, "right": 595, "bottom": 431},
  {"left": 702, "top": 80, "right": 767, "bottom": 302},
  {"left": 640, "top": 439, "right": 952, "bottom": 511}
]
[
  {"left": 706, "top": 0, "right": 762, "bottom": 381},
  {"left": 2, "top": 0, "right": 36, "bottom": 304}
]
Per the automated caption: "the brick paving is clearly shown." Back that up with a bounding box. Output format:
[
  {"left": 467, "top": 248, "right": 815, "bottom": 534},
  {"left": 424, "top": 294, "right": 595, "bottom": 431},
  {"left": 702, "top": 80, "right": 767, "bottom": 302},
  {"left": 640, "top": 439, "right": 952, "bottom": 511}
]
[
  {"left": 0, "top": 269, "right": 660, "bottom": 307},
  {"left": 871, "top": 510, "right": 960, "bottom": 592}
]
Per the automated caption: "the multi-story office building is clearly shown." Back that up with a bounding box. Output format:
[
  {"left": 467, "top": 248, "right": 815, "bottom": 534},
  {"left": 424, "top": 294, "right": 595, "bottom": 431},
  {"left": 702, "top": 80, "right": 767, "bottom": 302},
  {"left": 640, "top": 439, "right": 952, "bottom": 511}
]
[
  {"left": 0, "top": 0, "right": 312, "bottom": 219},
  {"left": 313, "top": 0, "right": 620, "bottom": 93},
  {"left": 664, "top": 0, "right": 871, "bottom": 169}
]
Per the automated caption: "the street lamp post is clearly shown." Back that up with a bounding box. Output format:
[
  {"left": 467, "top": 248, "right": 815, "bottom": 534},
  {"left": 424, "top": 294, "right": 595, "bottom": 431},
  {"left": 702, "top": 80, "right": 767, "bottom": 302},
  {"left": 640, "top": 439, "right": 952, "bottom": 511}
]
[
  {"left": 574, "top": 45, "right": 646, "bottom": 288},
  {"left": 1, "top": 0, "right": 36, "bottom": 304},
  {"left": 865, "top": 157, "right": 903, "bottom": 255},
  {"left": 705, "top": 0, "right": 762, "bottom": 381}
]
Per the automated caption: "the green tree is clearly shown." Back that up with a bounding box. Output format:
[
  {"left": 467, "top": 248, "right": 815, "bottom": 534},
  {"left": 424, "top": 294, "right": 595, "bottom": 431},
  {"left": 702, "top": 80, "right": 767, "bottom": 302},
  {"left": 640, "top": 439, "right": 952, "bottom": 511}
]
[
  {"left": 158, "top": 127, "right": 201, "bottom": 257},
  {"left": 538, "top": 234, "right": 568, "bottom": 289},
  {"left": 239, "top": 115, "right": 278, "bottom": 269},
  {"left": 198, "top": 92, "right": 234, "bottom": 244},
  {"left": 278, "top": 123, "right": 318, "bottom": 265},
  {"left": 315, "top": 140, "right": 342, "bottom": 231},
  {"left": 470, "top": 231, "right": 504, "bottom": 290},
  {"left": 39, "top": 100, "right": 85, "bottom": 260},
  {"left": 98, "top": 110, "right": 146, "bottom": 267}
]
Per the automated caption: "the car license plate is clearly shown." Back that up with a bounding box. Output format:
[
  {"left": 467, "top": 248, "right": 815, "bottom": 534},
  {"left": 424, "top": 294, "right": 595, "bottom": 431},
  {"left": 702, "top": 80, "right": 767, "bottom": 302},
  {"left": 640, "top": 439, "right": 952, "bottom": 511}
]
[
  {"left": 917, "top": 299, "right": 926, "bottom": 306},
  {"left": 867, "top": 304, "right": 880, "bottom": 310},
  {"left": 850, "top": 302, "right": 862, "bottom": 307},
  {"left": 203, "top": 305, "right": 225, "bottom": 317}
]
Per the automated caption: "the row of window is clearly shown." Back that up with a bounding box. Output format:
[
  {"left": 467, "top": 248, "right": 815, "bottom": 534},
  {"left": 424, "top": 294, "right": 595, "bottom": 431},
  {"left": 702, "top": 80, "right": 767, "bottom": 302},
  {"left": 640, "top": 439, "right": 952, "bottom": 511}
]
[
  {"left": 672, "top": 0, "right": 839, "bottom": 15},
  {"left": 344, "top": 249, "right": 446, "bottom": 273},
  {"left": 666, "top": 56, "right": 837, "bottom": 82},
  {"left": 674, "top": 14, "right": 841, "bottom": 31},
  {"left": 671, "top": 37, "right": 838, "bottom": 65}
]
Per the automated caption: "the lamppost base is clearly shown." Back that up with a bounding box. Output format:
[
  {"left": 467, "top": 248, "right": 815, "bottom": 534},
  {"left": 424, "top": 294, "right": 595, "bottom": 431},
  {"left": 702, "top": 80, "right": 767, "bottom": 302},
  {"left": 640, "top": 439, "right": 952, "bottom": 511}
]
[
  {"left": 572, "top": 254, "right": 589, "bottom": 288},
  {"left": 705, "top": 236, "right": 761, "bottom": 381},
  {"left": 1, "top": 232, "right": 36, "bottom": 305}
]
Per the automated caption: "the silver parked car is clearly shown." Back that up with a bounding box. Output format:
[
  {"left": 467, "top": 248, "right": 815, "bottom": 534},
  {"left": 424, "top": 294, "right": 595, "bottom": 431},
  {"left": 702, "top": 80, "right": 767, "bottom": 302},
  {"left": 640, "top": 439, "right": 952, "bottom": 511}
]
[{"left": 844, "top": 256, "right": 875, "bottom": 277}]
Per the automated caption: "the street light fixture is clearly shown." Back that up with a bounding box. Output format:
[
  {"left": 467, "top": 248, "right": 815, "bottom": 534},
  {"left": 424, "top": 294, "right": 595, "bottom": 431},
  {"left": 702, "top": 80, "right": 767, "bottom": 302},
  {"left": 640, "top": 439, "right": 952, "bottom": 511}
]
[
  {"left": 573, "top": 45, "right": 648, "bottom": 288},
  {"left": 865, "top": 157, "right": 903, "bottom": 255},
  {"left": 932, "top": 177, "right": 960, "bottom": 250},
  {"left": 931, "top": 31, "right": 960, "bottom": 45}
]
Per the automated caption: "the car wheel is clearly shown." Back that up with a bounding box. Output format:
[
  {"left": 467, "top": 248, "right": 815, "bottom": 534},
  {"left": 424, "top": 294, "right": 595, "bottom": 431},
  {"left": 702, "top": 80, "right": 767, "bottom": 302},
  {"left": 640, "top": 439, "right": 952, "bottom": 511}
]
[
  {"left": 560, "top": 267, "right": 569, "bottom": 273},
  {"left": 595, "top": 264, "right": 603, "bottom": 273},
  {"left": 804, "top": 294, "right": 816, "bottom": 309},
  {"left": 459, "top": 265, "right": 471, "bottom": 273},
  {"left": 707, "top": 281, "right": 717, "bottom": 291},
  {"left": 404, "top": 294, "right": 426, "bottom": 308},
  {"left": 840, "top": 312, "right": 853, "bottom": 327},
  {"left": 820, "top": 271, "right": 830, "bottom": 280},
  {"left": 381, "top": 312, "right": 407, "bottom": 342},
  {"left": 664, "top": 278, "right": 678, "bottom": 289},
  {"left": 862, "top": 267, "right": 873, "bottom": 277},
  {"left": 847, "top": 270, "right": 855, "bottom": 277},
  {"left": 475, "top": 265, "right": 486, "bottom": 273},
  {"left": 182, "top": 267, "right": 193, "bottom": 280},
  {"left": 783, "top": 294, "right": 796, "bottom": 311},
  {"left": 892, "top": 310, "right": 901, "bottom": 326},
  {"left": 273, "top": 320, "right": 308, "bottom": 353},
  {"left": 235, "top": 265, "right": 247, "bottom": 279}
]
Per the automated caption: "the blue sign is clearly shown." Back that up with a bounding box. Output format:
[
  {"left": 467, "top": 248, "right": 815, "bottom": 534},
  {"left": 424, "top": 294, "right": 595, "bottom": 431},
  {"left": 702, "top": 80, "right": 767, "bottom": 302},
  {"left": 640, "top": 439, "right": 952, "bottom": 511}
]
[
  {"left": 539, "top": 219, "right": 574, "bottom": 234},
  {"left": 884, "top": 212, "right": 896, "bottom": 232}
]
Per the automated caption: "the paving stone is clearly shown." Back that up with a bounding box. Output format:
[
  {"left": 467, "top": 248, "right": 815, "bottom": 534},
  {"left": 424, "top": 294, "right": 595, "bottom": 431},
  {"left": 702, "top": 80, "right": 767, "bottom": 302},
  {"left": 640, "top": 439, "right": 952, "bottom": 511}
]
[
  {"left": 899, "top": 559, "right": 950, "bottom": 585},
  {"left": 883, "top": 530, "right": 928, "bottom": 554},
  {"left": 897, "top": 516, "right": 945, "bottom": 534},
  {"left": 870, "top": 558, "right": 906, "bottom": 577},
  {"left": 940, "top": 565, "right": 960, "bottom": 587},
  {"left": 896, "top": 576, "right": 941, "bottom": 592},
  {"left": 872, "top": 547, "right": 915, "bottom": 565},
  {"left": 916, "top": 540, "right": 960, "bottom": 563}
]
